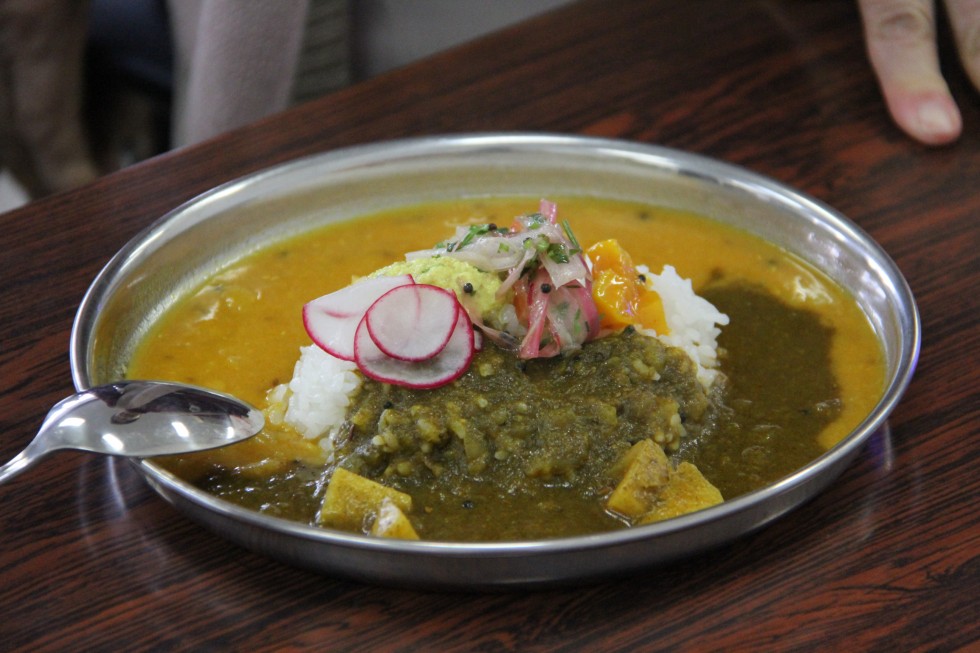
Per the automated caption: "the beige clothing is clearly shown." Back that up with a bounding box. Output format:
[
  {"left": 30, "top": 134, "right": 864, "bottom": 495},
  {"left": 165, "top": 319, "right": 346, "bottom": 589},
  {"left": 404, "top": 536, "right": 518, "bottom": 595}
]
[{"left": 167, "top": 0, "right": 310, "bottom": 148}]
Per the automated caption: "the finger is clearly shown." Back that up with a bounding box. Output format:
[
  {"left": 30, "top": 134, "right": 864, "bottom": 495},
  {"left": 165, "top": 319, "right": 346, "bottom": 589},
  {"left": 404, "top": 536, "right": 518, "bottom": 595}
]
[
  {"left": 944, "top": 0, "right": 980, "bottom": 91},
  {"left": 859, "top": 0, "right": 963, "bottom": 144}
]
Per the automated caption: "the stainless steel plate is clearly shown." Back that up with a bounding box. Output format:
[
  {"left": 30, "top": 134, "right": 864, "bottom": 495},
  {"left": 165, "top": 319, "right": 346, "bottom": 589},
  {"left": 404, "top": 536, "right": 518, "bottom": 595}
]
[{"left": 71, "top": 134, "right": 919, "bottom": 589}]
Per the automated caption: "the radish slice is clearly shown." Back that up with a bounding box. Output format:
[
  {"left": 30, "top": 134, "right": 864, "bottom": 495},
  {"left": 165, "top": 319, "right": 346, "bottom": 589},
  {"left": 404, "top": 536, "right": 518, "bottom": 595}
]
[
  {"left": 354, "top": 309, "right": 474, "bottom": 389},
  {"left": 303, "top": 275, "right": 414, "bottom": 360},
  {"left": 364, "top": 284, "right": 460, "bottom": 362},
  {"left": 305, "top": 274, "right": 414, "bottom": 318}
]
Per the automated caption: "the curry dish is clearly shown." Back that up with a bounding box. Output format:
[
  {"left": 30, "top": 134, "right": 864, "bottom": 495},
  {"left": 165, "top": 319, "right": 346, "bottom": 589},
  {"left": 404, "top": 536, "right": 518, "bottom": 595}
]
[{"left": 129, "top": 197, "right": 885, "bottom": 541}]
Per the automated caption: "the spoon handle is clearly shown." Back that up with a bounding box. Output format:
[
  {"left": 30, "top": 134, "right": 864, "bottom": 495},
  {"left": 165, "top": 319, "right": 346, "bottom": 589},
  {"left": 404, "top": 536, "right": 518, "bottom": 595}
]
[
  {"left": 0, "top": 381, "right": 263, "bottom": 485},
  {"left": 0, "top": 438, "right": 49, "bottom": 484}
]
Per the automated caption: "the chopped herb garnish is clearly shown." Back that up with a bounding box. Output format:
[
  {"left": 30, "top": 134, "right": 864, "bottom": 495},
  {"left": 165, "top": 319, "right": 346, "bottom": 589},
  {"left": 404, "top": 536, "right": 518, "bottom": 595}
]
[
  {"left": 560, "top": 219, "right": 583, "bottom": 255},
  {"left": 523, "top": 258, "right": 541, "bottom": 278},
  {"left": 446, "top": 223, "right": 498, "bottom": 252},
  {"left": 522, "top": 212, "right": 545, "bottom": 230},
  {"left": 547, "top": 242, "right": 570, "bottom": 264}
]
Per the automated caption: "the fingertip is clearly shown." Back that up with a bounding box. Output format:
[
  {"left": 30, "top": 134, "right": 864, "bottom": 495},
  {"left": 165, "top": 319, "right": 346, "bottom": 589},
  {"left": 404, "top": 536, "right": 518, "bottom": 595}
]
[
  {"left": 888, "top": 93, "right": 963, "bottom": 145},
  {"left": 913, "top": 99, "right": 962, "bottom": 144}
]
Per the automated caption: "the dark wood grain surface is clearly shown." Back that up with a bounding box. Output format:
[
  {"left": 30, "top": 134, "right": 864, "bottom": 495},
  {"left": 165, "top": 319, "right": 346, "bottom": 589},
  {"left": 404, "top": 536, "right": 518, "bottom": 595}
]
[{"left": 1, "top": 1, "right": 977, "bottom": 650}]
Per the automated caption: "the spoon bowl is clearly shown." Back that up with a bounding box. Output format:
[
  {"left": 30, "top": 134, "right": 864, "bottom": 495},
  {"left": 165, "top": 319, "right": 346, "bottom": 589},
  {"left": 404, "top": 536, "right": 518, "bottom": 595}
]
[{"left": 0, "top": 381, "right": 264, "bottom": 484}]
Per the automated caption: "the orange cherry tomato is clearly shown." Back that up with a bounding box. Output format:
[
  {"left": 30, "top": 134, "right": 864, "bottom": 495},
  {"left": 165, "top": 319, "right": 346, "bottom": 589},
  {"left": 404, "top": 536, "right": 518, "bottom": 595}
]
[
  {"left": 587, "top": 239, "right": 668, "bottom": 334},
  {"left": 635, "top": 285, "right": 668, "bottom": 335},
  {"left": 587, "top": 240, "right": 639, "bottom": 330}
]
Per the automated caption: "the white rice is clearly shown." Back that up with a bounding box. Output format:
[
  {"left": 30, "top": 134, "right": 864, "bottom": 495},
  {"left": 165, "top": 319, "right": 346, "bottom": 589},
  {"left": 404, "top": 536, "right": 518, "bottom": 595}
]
[
  {"left": 636, "top": 264, "right": 729, "bottom": 389},
  {"left": 267, "top": 345, "right": 361, "bottom": 459}
]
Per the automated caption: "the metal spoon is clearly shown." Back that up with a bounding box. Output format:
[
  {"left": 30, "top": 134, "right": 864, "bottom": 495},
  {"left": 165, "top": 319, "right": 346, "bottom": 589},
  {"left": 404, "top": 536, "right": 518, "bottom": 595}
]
[{"left": 0, "top": 380, "right": 264, "bottom": 484}]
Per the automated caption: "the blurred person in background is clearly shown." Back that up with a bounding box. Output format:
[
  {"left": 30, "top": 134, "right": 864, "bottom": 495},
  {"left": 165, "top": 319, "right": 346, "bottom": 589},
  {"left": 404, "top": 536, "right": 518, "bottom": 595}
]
[
  {"left": 1, "top": 0, "right": 977, "bottom": 201},
  {"left": 0, "top": 0, "right": 325, "bottom": 198},
  {"left": 0, "top": 0, "right": 98, "bottom": 198},
  {"left": 167, "top": 0, "right": 310, "bottom": 147}
]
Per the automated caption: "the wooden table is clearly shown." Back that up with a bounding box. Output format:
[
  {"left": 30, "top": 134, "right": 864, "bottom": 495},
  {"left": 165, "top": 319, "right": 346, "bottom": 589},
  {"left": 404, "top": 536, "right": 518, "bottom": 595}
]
[{"left": 2, "top": 1, "right": 977, "bottom": 650}]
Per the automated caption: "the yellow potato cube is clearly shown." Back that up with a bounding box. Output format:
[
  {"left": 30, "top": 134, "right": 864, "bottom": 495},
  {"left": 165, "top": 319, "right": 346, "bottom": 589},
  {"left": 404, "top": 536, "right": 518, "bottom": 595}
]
[
  {"left": 370, "top": 497, "right": 420, "bottom": 540},
  {"left": 319, "top": 467, "right": 413, "bottom": 532},
  {"left": 638, "top": 462, "right": 723, "bottom": 524},
  {"left": 606, "top": 439, "right": 670, "bottom": 519}
]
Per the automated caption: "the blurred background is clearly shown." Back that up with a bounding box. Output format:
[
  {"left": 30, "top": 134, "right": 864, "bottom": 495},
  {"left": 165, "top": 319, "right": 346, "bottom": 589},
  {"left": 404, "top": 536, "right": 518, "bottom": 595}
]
[{"left": 0, "top": 0, "right": 571, "bottom": 211}]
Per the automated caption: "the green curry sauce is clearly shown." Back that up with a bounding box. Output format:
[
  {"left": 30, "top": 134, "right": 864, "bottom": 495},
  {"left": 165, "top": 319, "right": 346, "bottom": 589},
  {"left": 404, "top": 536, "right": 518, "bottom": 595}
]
[{"left": 192, "top": 283, "right": 833, "bottom": 541}]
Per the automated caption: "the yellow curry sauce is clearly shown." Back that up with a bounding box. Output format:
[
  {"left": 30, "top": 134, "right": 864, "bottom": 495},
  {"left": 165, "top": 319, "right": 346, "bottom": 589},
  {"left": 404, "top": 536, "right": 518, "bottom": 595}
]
[{"left": 128, "top": 197, "right": 885, "bottom": 536}]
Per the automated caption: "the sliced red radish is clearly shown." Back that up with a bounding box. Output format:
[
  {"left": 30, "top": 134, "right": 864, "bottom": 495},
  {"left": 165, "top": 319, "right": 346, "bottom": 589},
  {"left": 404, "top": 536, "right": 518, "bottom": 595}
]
[
  {"left": 354, "top": 309, "right": 474, "bottom": 389},
  {"left": 303, "top": 275, "right": 414, "bottom": 360},
  {"left": 364, "top": 284, "right": 460, "bottom": 362},
  {"left": 306, "top": 274, "right": 414, "bottom": 318}
]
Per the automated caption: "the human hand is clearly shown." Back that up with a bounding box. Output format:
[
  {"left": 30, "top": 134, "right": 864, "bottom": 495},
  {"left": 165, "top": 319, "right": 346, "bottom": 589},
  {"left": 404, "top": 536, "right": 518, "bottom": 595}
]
[{"left": 858, "top": 0, "right": 979, "bottom": 145}]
